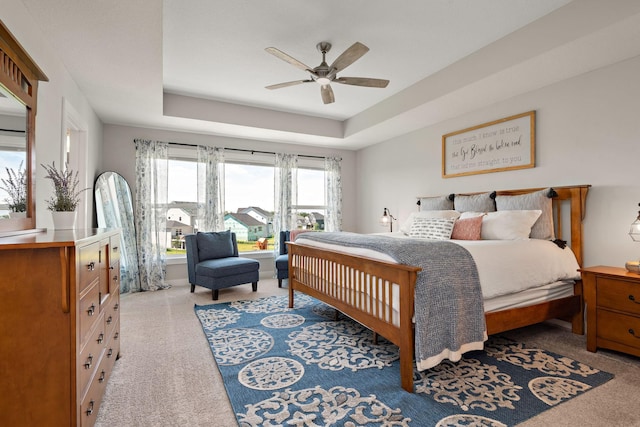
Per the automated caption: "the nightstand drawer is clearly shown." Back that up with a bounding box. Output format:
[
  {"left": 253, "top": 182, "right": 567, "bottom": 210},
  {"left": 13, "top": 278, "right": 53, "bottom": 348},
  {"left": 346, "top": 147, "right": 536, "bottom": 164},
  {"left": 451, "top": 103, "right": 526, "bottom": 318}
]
[
  {"left": 597, "top": 309, "right": 640, "bottom": 350},
  {"left": 596, "top": 277, "right": 640, "bottom": 315}
]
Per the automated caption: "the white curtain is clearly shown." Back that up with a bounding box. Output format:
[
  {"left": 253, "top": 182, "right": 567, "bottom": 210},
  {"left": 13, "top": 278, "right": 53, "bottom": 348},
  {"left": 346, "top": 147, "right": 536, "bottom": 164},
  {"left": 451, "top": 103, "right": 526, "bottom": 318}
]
[
  {"left": 273, "top": 153, "right": 298, "bottom": 253},
  {"left": 196, "top": 146, "right": 225, "bottom": 231},
  {"left": 134, "top": 139, "right": 170, "bottom": 291},
  {"left": 324, "top": 156, "right": 342, "bottom": 232}
]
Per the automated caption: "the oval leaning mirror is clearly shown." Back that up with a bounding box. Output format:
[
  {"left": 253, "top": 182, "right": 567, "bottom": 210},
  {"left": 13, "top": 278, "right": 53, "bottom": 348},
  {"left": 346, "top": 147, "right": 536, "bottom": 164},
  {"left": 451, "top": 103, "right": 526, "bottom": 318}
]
[{"left": 95, "top": 171, "right": 140, "bottom": 293}]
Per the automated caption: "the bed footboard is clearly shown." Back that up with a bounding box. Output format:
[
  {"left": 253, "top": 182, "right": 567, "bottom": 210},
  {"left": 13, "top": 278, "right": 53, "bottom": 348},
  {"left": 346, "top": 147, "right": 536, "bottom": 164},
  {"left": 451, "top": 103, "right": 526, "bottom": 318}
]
[{"left": 288, "top": 243, "right": 421, "bottom": 392}]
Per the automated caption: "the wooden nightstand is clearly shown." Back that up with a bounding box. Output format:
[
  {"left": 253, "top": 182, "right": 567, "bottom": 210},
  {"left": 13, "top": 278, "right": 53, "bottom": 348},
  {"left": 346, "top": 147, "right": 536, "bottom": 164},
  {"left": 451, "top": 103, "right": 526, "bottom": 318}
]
[{"left": 581, "top": 266, "right": 640, "bottom": 357}]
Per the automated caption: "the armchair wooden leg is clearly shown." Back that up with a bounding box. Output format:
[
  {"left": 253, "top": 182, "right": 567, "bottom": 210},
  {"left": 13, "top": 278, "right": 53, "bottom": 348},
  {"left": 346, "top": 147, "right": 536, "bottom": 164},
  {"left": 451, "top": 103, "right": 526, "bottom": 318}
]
[
  {"left": 252, "top": 282, "right": 258, "bottom": 292},
  {"left": 212, "top": 289, "right": 219, "bottom": 300},
  {"left": 278, "top": 279, "right": 282, "bottom": 288},
  {"left": 190, "top": 284, "right": 195, "bottom": 293}
]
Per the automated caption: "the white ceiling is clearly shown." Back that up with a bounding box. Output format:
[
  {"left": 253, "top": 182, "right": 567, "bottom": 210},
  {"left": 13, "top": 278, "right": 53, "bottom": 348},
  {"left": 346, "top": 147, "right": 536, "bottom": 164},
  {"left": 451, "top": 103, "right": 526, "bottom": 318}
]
[{"left": 19, "top": 0, "right": 640, "bottom": 150}]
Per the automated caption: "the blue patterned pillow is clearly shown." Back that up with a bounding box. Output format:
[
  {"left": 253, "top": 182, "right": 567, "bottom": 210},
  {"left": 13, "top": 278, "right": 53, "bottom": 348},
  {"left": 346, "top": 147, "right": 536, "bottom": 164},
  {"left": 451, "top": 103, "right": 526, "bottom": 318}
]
[{"left": 196, "top": 230, "right": 234, "bottom": 260}]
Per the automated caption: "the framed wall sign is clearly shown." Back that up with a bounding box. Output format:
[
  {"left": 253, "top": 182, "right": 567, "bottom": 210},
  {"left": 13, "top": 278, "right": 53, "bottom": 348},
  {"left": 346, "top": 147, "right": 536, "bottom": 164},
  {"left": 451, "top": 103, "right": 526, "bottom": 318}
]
[{"left": 442, "top": 111, "right": 535, "bottom": 178}]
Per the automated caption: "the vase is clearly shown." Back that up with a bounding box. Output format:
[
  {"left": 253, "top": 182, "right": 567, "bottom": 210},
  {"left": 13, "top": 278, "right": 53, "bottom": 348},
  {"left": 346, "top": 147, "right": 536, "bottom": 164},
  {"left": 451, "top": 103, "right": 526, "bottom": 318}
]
[
  {"left": 8, "top": 212, "right": 27, "bottom": 219},
  {"left": 52, "top": 211, "right": 77, "bottom": 229}
]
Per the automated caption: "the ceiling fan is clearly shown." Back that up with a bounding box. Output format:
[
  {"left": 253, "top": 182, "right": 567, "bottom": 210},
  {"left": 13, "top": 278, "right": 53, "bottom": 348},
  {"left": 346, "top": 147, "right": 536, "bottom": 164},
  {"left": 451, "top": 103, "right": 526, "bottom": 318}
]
[{"left": 265, "top": 41, "right": 390, "bottom": 105}]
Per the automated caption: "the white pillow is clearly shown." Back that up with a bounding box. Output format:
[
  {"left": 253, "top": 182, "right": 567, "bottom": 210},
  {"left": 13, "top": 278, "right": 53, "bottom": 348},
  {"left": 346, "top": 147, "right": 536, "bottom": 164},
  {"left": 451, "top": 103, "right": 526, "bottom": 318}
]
[
  {"left": 478, "top": 210, "right": 542, "bottom": 240},
  {"left": 495, "top": 188, "right": 555, "bottom": 240},
  {"left": 409, "top": 217, "right": 456, "bottom": 240},
  {"left": 459, "top": 211, "right": 486, "bottom": 219},
  {"left": 400, "top": 210, "right": 461, "bottom": 235}
]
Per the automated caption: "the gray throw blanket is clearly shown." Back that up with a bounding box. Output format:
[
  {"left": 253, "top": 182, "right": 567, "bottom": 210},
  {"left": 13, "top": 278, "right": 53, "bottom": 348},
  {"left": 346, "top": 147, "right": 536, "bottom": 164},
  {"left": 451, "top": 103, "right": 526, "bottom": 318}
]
[{"left": 296, "top": 232, "right": 487, "bottom": 370}]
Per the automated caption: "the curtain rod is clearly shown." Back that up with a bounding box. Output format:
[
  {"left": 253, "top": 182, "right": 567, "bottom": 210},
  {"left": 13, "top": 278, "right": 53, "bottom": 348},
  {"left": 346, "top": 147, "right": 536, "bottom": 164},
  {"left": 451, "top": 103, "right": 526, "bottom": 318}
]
[{"left": 166, "top": 141, "right": 330, "bottom": 160}]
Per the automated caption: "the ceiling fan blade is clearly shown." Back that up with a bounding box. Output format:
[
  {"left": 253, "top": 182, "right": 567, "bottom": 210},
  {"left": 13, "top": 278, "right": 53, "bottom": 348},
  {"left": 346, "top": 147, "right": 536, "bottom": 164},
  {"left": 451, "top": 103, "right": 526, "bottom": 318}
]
[
  {"left": 334, "top": 77, "right": 389, "bottom": 88},
  {"left": 265, "top": 47, "right": 313, "bottom": 72},
  {"left": 327, "top": 42, "right": 369, "bottom": 77},
  {"left": 265, "top": 80, "right": 313, "bottom": 90},
  {"left": 321, "top": 85, "right": 335, "bottom": 104}
]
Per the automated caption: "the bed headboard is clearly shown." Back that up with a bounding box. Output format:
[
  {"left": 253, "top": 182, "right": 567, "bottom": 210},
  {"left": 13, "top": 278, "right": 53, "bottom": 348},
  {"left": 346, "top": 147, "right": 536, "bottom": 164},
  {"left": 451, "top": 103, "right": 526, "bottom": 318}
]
[{"left": 416, "top": 185, "right": 590, "bottom": 266}]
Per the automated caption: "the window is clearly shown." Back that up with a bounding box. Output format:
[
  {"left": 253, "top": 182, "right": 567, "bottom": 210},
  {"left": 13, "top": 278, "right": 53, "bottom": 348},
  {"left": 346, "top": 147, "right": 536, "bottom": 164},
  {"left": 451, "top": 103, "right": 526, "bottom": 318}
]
[
  {"left": 166, "top": 147, "right": 327, "bottom": 255},
  {"left": 293, "top": 167, "right": 326, "bottom": 230}
]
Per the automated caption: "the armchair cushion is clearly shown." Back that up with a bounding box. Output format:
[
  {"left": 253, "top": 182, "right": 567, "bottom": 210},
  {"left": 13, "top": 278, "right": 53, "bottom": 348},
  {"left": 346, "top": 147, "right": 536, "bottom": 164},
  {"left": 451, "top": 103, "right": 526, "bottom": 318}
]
[
  {"left": 197, "top": 257, "right": 259, "bottom": 278},
  {"left": 197, "top": 230, "right": 234, "bottom": 260}
]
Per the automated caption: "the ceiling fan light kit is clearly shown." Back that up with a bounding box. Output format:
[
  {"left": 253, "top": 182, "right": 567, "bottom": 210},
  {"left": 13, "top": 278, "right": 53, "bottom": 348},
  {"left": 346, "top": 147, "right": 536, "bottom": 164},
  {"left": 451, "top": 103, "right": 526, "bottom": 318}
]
[{"left": 265, "top": 41, "right": 390, "bottom": 104}]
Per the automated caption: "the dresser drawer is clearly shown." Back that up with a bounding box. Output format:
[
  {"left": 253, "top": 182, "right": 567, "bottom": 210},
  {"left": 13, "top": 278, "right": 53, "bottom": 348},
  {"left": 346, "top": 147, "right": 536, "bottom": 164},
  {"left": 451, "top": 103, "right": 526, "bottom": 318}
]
[
  {"left": 108, "top": 260, "right": 120, "bottom": 296},
  {"left": 596, "top": 277, "right": 640, "bottom": 315},
  {"left": 596, "top": 309, "right": 640, "bottom": 350},
  {"left": 110, "top": 235, "right": 121, "bottom": 265},
  {"left": 78, "top": 316, "right": 106, "bottom": 397},
  {"left": 80, "top": 360, "right": 108, "bottom": 427},
  {"left": 104, "top": 293, "right": 120, "bottom": 339},
  {"left": 104, "top": 319, "right": 120, "bottom": 371},
  {"left": 78, "top": 242, "right": 100, "bottom": 292},
  {"left": 79, "top": 283, "right": 101, "bottom": 346}
]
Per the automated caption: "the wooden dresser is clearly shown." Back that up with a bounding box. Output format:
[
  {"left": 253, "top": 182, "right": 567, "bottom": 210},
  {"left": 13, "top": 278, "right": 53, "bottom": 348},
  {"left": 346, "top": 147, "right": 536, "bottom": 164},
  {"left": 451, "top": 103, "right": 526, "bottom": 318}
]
[
  {"left": 581, "top": 265, "right": 640, "bottom": 357},
  {"left": 0, "top": 229, "right": 121, "bottom": 426}
]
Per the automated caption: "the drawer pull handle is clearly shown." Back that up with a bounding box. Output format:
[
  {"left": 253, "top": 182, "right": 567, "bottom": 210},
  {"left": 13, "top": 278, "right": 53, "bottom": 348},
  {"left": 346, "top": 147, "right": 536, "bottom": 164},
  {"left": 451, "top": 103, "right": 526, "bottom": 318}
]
[
  {"left": 84, "top": 355, "right": 93, "bottom": 369},
  {"left": 114, "top": 303, "right": 119, "bottom": 311},
  {"left": 107, "top": 315, "right": 113, "bottom": 325},
  {"left": 113, "top": 246, "right": 118, "bottom": 252},
  {"left": 107, "top": 348, "right": 113, "bottom": 358},
  {"left": 97, "top": 333, "right": 104, "bottom": 344},
  {"left": 113, "top": 275, "right": 118, "bottom": 282},
  {"left": 114, "top": 332, "right": 119, "bottom": 340},
  {"left": 87, "top": 261, "right": 95, "bottom": 271},
  {"left": 98, "top": 370, "right": 106, "bottom": 383},
  {"left": 86, "top": 400, "right": 94, "bottom": 416},
  {"left": 87, "top": 304, "right": 95, "bottom": 316},
  {"left": 629, "top": 328, "right": 640, "bottom": 339},
  {"left": 629, "top": 295, "right": 639, "bottom": 304}
]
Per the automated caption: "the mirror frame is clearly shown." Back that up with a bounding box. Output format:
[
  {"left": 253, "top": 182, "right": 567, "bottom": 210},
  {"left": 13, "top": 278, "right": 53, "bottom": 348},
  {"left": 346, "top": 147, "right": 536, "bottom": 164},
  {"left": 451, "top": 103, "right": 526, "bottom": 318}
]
[{"left": 0, "top": 20, "right": 48, "bottom": 235}]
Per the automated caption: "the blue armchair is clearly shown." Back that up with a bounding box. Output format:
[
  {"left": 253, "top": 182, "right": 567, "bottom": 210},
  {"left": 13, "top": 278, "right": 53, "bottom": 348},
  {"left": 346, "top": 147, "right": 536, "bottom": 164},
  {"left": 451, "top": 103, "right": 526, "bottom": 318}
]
[
  {"left": 185, "top": 231, "right": 259, "bottom": 300},
  {"left": 275, "top": 231, "right": 290, "bottom": 288}
]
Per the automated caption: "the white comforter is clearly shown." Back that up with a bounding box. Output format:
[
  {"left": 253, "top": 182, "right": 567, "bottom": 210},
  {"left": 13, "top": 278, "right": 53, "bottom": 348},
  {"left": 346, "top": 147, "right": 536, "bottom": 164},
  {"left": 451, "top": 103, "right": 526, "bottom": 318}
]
[{"left": 293, "top": 233, "right": 581, "bottom": 300}]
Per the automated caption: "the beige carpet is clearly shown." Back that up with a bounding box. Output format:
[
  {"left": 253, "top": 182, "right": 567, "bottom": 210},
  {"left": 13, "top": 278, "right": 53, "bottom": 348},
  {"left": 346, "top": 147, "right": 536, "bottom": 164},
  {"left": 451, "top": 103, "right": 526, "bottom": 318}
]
[{"left": 96, "top": 279, "right": 640, "bottom": 426}]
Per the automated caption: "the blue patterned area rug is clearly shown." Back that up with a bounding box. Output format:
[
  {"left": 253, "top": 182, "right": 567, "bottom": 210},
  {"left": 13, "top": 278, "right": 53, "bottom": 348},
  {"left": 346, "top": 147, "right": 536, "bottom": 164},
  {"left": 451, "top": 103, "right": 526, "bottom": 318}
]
[{"left": 195, "top": 294, "right": 612, "bottom": 427}]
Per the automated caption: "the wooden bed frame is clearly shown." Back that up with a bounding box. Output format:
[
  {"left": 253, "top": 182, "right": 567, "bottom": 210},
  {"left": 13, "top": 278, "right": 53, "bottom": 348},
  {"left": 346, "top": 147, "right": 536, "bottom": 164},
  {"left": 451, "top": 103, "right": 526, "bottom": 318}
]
[{"left": 287, "top": 185, "right": 590, "bottom": 392}]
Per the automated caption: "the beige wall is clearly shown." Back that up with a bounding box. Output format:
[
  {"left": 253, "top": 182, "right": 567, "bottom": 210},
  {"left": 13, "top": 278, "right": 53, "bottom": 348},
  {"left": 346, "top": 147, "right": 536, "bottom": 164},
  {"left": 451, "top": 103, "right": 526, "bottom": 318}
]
[{"left": 356, "top": 55, "right": 640, "bottom": 268}]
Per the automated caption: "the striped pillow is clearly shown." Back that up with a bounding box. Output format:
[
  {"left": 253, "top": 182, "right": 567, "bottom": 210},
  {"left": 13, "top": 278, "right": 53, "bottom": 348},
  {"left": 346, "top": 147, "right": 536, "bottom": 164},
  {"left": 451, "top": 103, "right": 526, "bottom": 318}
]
[{"left": 409, "top": 217, "right": 456, "bottom": 240}]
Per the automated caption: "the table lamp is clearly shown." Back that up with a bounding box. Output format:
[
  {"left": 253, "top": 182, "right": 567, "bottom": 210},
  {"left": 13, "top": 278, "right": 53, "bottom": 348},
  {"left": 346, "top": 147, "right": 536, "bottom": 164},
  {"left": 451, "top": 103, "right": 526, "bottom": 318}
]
[
  {"left": 380, "top": 208, "right": 396, "bottom": 232},
  {"left": 626, "top": 203, "right": 640, "bottom": 273}
]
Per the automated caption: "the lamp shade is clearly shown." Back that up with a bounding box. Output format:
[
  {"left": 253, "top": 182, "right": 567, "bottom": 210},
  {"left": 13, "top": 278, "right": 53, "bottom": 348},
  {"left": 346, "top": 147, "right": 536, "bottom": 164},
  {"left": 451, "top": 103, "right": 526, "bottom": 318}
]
[
  {"left": 380, "top": 208, "right": 395, "bottom": 232},
  {"left": 630, "top": 204, "right": 640, "bottom": 242},
  {"left": 630, "top": 218, "right": 640, "bottom": 241}
]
